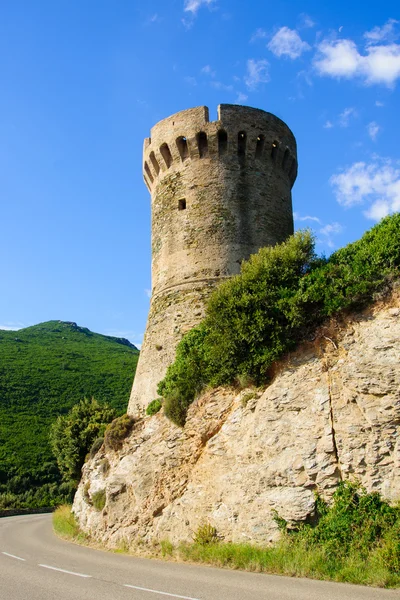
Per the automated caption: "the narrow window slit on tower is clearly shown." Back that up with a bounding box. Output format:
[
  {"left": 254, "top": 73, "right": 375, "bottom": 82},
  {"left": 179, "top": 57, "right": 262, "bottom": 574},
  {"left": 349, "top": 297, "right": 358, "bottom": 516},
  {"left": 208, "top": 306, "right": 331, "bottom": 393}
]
[
  {"left": 176, "top": 136, "right": 189, "bottom": 161},
  {"left": 218, "top": 130, "right": 228, "bottom": 155},
  {"left": 144, "top": 162, "right": 154, "bottom": 183},
  {"left": 282, "top": 148, "right": 290, "bottom": 171},
  {"left": 255, "top": 134, "right": 265, "bottom": 159},
  {"left": 238, "top": 131, "right": 247, "bottom": 156},
  {"left": 178, "top": 198, "right": 186, "bottom": 211},
  {"left": 271, "top": 141, "right": 279, "bottom": 161},
  {"left": 197, "top": 132, "right": 208, "bottom": 158},
  {"left": 289, "top": 158, "right": 297, "bottom": 181},
  {"left": 160, "top": 143, "right": 173, "bottom": 168},
  {"left": 149, "top": 151, "right": 160, "bottom": 175}
]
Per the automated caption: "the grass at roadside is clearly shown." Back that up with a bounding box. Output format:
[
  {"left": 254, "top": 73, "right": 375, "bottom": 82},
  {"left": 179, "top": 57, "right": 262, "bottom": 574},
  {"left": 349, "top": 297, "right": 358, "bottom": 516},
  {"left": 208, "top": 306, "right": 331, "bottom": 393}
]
[
  {"left": 171, "top": 539, "right": 400, "bottom": 588},
  {"left": 53, "top": 483, "right": 400, "bottom": 589},
  {"left": 53, "top": 505, "right": 88, "bottom": 543}
]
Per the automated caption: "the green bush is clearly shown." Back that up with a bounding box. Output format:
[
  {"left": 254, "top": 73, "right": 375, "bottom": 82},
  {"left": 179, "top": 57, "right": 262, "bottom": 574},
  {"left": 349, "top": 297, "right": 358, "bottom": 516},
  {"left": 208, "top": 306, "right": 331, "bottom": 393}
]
[
  {"left": 50, "top": 398, "right": 116, "bottom": 486},
  {"left": 289, "top": 482, "right": 400, "bottom": 573},
  {"left": 193, "top": 522, "right": 218, "bottom": 545},
  {"left": 146, "top": 398, "right": 163, "bottom": 416},
  {"left": 92, "top": 489, "right": 106, "bottom": 511},
  {"left": 158, "top": 214, "right": 400, "bottom": 426},
  {"left": 89, "top": 437, "right": 104, "bottom": 458},
  {"left": 104, "top": 414, "right": 135, "bottom": 451}
]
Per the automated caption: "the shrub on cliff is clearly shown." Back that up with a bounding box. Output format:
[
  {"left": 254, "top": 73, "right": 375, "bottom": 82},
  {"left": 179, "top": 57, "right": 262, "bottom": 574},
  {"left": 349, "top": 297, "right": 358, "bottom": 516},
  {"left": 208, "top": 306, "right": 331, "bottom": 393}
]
[
  {"left": 104, "top": 414, "right": 135, "bottom": 451},
  {"left": 159, "top": 213, "right": 400, "bottom": 426},
  {"left": 146, "top": 398, "right": 163, "bottom": 416},
  {"left": 50, "top": 398, "right": 116, "bottom": 488}
]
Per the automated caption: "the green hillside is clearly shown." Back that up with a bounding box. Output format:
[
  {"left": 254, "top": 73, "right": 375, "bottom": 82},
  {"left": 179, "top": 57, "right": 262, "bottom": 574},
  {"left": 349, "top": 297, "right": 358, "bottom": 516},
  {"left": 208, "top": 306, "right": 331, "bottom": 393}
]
[{"left": 0, "top": 320, "right": 139, "bottom": 508}]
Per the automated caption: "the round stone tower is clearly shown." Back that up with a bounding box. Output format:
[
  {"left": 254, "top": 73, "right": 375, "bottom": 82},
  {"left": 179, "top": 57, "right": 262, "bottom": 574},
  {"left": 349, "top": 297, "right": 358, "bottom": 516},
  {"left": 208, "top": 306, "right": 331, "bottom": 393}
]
[{"left": 128, "top": 104, "right": 297, "bottom": 416}]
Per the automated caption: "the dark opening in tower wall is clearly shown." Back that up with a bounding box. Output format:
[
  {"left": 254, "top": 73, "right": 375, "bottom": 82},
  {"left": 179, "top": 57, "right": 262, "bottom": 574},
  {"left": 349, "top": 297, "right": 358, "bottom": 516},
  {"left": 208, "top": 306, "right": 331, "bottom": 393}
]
[
  {"left": 176, "top": 136, "right": 189, "bottom": 161},
  {"left": 238, "top": 131, "right": 247, "bottom": 156},
  {"left": 144, "top": 162, "right": 154, "bottom": 183},
  {"left": 218, "top": 130, "right": 228, "bottom": 155},
  {"left": 160, "top": 143, "right": 173, "bottom": 168},
  {"left": 282, "top": 148, "right": 290, "bottom": 171},
  {"left": 149, "top": 151, "right": 160, "bottom": 175},
  {"left": 289, "top": 158, "right": 297, "bottom": 182},
  {"left": 255, "top": 134, "right": 265, "bottom": 159},
  {"left": 271, "top": 141, "right": 279, "bottom": 161},
  {"left": 178, "top": 199, "right": 186, "bottom": 210},
  {"left": 197, "top": 132, "right": 208, "bottom": 158}
]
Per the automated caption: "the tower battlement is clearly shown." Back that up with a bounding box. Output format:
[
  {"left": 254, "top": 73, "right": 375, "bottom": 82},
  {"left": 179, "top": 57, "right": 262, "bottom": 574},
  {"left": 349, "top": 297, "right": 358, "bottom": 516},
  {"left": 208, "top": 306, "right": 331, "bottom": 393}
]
[
  {"left": 143, "top": 105, "right": 297, "bottom": 193},
  {"left": 128, "top": 105, "right": 297, "bottom": 416}
]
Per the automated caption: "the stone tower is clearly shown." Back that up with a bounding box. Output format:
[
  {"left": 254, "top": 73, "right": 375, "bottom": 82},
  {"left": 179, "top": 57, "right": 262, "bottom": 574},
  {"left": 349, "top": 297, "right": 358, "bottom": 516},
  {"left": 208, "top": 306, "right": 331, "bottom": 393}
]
[{"left": 128, "top": 104, "right": 297, "bottom": 416}]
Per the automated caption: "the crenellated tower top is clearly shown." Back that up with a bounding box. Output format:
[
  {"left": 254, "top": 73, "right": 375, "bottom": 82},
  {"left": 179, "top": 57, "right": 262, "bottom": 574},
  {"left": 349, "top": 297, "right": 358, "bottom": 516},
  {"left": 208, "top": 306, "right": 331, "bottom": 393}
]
[{"left": 142, "top": 105, "right": 297, "bottom": 194}]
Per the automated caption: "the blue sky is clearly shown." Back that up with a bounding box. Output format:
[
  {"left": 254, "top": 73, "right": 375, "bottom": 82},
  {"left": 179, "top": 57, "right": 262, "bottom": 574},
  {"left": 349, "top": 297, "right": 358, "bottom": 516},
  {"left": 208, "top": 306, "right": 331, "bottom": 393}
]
[{"left": 1, "top": 0, "right": 399, "bottom": 346}]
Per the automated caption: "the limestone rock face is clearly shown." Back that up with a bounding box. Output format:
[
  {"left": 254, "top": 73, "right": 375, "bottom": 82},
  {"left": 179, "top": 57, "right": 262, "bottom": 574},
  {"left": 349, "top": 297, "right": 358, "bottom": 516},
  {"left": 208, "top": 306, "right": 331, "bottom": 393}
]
[{"left": 73, "top": 297, "right": 400, "bottom": 547}]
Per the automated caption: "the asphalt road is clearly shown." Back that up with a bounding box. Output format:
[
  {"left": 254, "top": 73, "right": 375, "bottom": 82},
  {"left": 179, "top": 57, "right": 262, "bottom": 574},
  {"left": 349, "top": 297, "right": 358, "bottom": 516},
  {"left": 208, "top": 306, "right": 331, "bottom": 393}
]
[{"left": 0, "top": 514, "right": 398, "bottom": 600}]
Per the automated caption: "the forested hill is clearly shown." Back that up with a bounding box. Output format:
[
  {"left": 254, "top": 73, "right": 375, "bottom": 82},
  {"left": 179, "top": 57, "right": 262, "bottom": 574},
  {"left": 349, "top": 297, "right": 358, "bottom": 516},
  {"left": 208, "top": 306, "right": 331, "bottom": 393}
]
[{"left": 0, "top": 320, "right": 139, "bottom": 508}]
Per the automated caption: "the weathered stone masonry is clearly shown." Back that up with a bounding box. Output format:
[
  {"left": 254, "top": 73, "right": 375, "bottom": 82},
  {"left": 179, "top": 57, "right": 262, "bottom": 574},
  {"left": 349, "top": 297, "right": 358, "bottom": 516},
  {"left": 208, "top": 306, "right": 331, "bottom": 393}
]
[{"left": 128, "top": 104, "right": 297, "bottom": 415}]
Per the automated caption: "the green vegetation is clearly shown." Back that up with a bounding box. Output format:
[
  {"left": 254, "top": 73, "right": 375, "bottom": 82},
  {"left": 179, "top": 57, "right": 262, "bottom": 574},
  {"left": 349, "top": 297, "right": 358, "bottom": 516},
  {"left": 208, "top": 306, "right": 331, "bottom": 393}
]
[
  {"left": 192, "top": 522, "right": 218, "bottom": 545},
  {"left": 104, "top": 414, "right": 135, "bottom": 451},
  {"left": 0, "top": 320, "right": 139, "bottom": 508},
  {"left": 50, "top": 398, "right": 116, "bottom": 487},
  {"left": 176, "top": 482, "right": 400, "bottom": 587},
  {"left": 146, "top": 398, "right": 162, "bottom": 416},
  {"left": 52, "top": 505, "right": 87, "bottom": 542},
  {"left": 158, "top": 214, "right": 400, "bottom": 426},
  {"left": 92, "top": 489, "right": 106, "bottom": 511},
  {"left": 54, "top": 483, "right": 400, "bottom": 587}
]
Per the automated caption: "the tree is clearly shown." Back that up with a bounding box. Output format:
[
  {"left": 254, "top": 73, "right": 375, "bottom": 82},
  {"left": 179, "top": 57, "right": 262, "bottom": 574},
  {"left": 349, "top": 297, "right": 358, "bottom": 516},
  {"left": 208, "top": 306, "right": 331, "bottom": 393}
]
[{"left": 50, "top": 398, "right": 116, "bottom": 486}]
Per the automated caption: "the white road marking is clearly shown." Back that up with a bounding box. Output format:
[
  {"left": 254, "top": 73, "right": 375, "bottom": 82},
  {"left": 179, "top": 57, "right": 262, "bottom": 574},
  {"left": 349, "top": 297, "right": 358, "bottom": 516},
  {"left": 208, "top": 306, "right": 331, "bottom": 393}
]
[
  {"left": 2, "top": 552, "right": 26, "bottom": 561},
  {"left": 38, "top": 564, "right": 92, "bottom": 578},
  {"left": 124, "top": 584, "right": 200, "bottom": 600}
]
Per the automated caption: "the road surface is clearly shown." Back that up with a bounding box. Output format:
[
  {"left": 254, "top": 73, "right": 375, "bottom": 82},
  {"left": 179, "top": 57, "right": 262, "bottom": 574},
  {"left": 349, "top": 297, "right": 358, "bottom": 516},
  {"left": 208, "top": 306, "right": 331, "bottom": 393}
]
[{"left": 0, "top": 513, "right": 397, "bottom": 599}]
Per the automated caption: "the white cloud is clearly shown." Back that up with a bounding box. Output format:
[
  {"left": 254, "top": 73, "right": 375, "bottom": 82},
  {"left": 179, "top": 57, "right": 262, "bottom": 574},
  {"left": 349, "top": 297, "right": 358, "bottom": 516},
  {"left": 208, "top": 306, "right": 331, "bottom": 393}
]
[
  {"left": 330, "top": 159, "right": 400, "bottom": 220},
  {"left": 294, "top": 214, "right": 341, "bottom": 248},
  {"left": 145, "top": 288, "right": 152, "bottom": 298},
  {"left": 319, "top": 222, "right": 343, "bottom": 248},
  {"left": 367, "top": 121, "right": 380, "bottom": 141},
  {"left": 211, "top": 81, "right": 234, "bottom": 92},
  {"left": 323, "top": 120, "right": 334, "bottom": 129},
  {"left": 298, "top": 14, "right": 315, "bottom": 29},
  {"left": 184, "top": 76, "right": 197, "bottom": 86},
  {"left": 294, "top": 213, "right": 322, "bottom": 224},
  {"left": 184, "top": 0, "right": 215, "bottom": 15},
  {"left": 364, "top": 19, "right": 399, "bottom": 45},
  {"left": 320, "top": 222, "right": 343, "bottom": 236},
  {"left": 314, "top": 37, "right": 400, "bottom": 87},
  {"left": 375, "top": 100, "right": 385, "bottom": 107},
  {"left": 250, "top": 28, "right": 267, "bottom": 43},
  {"left": 201, "top": 65, "right": 216, "bottom": 77},
  {"left": 363, "top": 44, "right": 400, "bottom": 85},
  {"left": 314, "top": 39, "right": 361, "bottom": 77},
  {"left": 268, "top": 27, "right": 311, "bottom": 59},
  {"left": 235, "top": 92, "right": 248, "bottom": 104},
  {"left": 365, "top": 199, "right": 391, "bottom": 220},
  {"left": 339, "top": 107, "right": 357, "bottom": 127},
  {"left": 244, "top": 59, "right": 270, "bottom": 90}
]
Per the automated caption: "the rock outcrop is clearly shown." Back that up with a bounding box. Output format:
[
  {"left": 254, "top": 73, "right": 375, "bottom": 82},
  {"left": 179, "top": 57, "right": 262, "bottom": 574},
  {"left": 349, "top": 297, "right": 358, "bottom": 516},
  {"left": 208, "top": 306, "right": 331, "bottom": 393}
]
[{"left": 73, "top": 293, "right": 400, "bottom": 547}]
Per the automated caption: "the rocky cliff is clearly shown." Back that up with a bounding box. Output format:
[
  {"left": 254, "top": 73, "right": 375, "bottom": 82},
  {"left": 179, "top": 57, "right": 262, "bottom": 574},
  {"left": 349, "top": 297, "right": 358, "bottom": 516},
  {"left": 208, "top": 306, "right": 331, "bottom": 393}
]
[{"left": 73, "top": 292, "right": 400, "bottom": 547}]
